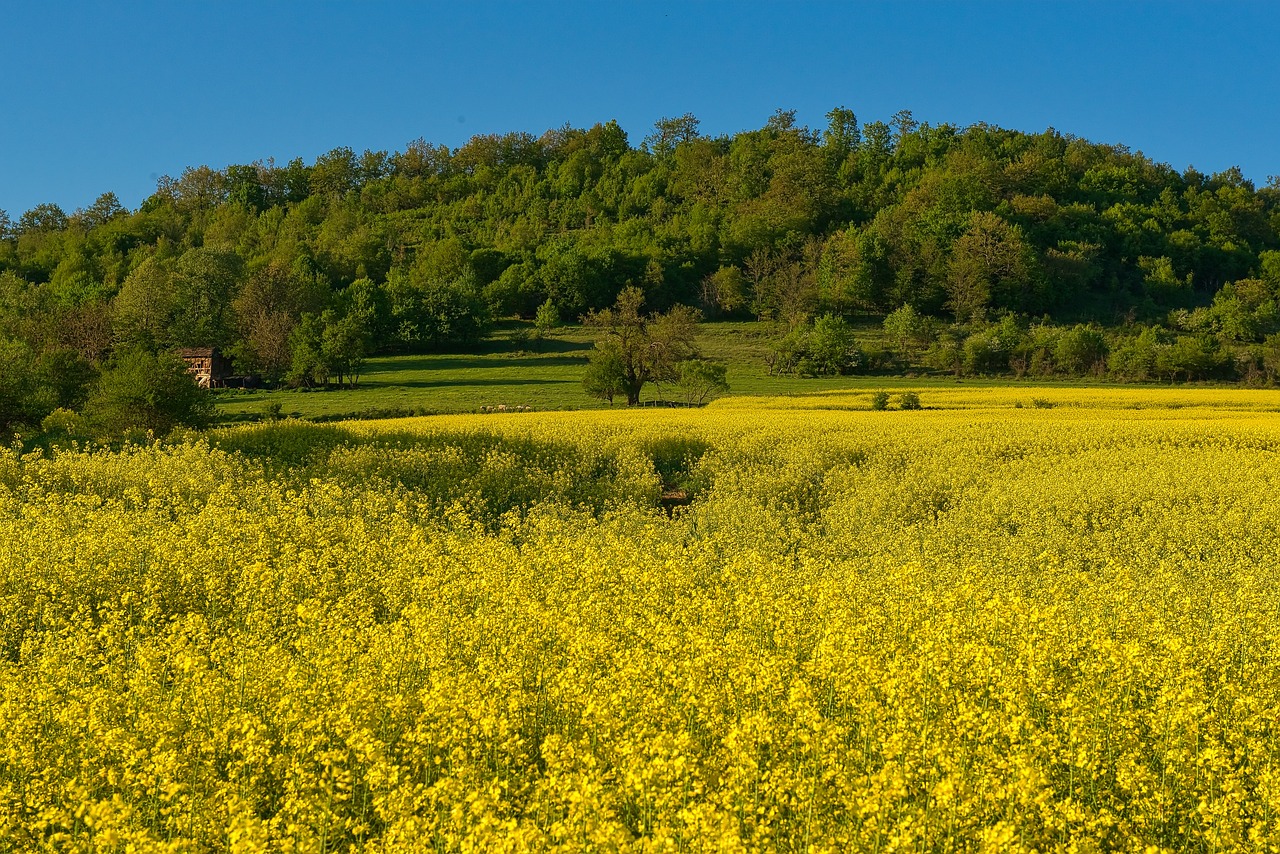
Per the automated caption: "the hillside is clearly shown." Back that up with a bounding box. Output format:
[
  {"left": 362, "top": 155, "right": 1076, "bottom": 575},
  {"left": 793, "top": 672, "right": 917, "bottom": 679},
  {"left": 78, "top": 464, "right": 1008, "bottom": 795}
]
[{"left": 3, "top": 108, "right": 1280, "bottom": 434}]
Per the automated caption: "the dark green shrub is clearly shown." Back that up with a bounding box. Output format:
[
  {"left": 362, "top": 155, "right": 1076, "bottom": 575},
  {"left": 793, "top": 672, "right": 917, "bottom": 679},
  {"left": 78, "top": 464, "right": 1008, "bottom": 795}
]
[{"left": 83, "top": 348, "right": 214, "bottom": 437}]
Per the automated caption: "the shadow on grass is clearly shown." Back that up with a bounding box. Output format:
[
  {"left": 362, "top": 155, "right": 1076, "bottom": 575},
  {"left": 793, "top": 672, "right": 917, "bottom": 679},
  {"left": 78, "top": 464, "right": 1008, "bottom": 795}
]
[
  {"left": 365, "top": 354, "right": 588, "bottom": 374},
  {"left": 487, "top": 337, "right": 594, "bottom": 355},
  {"left": 377, "top": 377, "right": 570, "bottom": 390}
]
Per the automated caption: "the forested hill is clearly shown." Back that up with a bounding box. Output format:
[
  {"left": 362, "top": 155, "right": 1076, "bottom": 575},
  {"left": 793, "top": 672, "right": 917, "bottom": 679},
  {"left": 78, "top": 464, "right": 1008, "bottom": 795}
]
[{"left": 2, "top": 107, "right": 1279, "bottom": 385}]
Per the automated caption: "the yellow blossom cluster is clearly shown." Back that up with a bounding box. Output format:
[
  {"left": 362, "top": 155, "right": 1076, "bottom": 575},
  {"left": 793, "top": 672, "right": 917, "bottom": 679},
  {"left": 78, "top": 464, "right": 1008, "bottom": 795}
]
[{"left": 3, "top": 387, "right": 1280, "bottom": 851}]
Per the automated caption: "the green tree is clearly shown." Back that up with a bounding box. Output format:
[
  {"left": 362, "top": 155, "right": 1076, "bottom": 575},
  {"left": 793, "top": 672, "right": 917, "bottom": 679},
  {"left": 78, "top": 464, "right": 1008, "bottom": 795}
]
[
  {"left": 533, "top": 298, "right": 560, "bottom": 344},
  {"left": 170, "top": 248, "right": 242, "bottom": 348},
  {"left": 883, "top": 303, "right": 929, "bottom": 360},
  {"left": 805, "top": 313, "right": 862, "bottom": 376},
  {"left": 823, "top": 106, "right": 860, "bottom": 160},
  {"left": 83, "top": 348, "right": 214, "bottom": 435},
  {"left": 0, "top": 337, "right": 43, "bottom": 435},
  {"left": 925, "top": 330, "right": 965, "bottom": 377},
  {"left": 699, "top": 266, "right": 749, "bottom": 316},
  {"left": 582, "top": 340, "right": 626, "bottom": 404},
  {"left": 1139, "top": 255, "right": 1193, "bottom": 305},
  {"left": 286, "top": 313, "right": 329, "bottom": 388},
  {"left": 583, "top": 286, "right": 700, "bottom": 405},
  {"left": 961, "top": 324, "right": 1018, "bottom": 375},
  {"left": 1156, "top": 334, "right": 1227, "bottom": 382},
  {"left": 946, "top": 211, "right": 1038, "bottom": 320},
  {"left": 645, "top": 114, "right": 700, "bottom": 157},
  {"left": 320, "top": 308, "right": 369, "bottom": 389},
  {"left": 386, "top": 266, "right": 490, "bottom": 349},
  {"left": 1260, "top": 332, "right": 1280, "bottom": 383},
  {"left": 676, "top": 359, "right": 729, "bottom": 404},
  {"left": 34, "top": 348, "right": 97, "bottom": 411},
  {"left": 112, "top": 256, "right": 177, "bottom": 349},
  {"left": 1108, "top": 327, "right": 1163, "bottom": 381},
  {"left": 231, "top": 261, "right": 327, "bottom": 382},
  {"left": 1054, "top": 325, "right": 1109, "bottom": 375}
]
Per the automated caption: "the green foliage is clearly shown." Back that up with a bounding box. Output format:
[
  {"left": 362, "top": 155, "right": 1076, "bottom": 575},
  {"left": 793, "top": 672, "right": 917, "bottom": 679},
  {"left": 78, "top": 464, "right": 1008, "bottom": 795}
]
[
  {"left": 700, "top": 266, "right": 749, "bottom": 316},
  {"left": 583, "top": 340, "right": 626, "bottom": 404},
  {"left": 4, "top": 106, "right": 1280, "bottom": 409},
  {"left": 1157, "top": 334, "right": 1229, "bottom": 382},
  {"left": 0, "top": 336, "right": 43, "bottom": 434},
  {"left": 898, "top": 391, "right": 922, "bottom": 410},
  {"left": 1261, "top": 333, "right": 1280, "bottom": 383},
  {"left": 1054, "top": 325, "right": 1109, "bottom": 375},
  {"left": 320, "top": 308, "right": 370, "bottom": 388},
  {"left": 39, "top": 407, "right": 91, "bottom": 443},
  {"left": 231, "top": 260, "right": 327, "bottom": 382},
  {"left": 532, "top": 298, "right": 560, "bottom": 350},
  {"left": 871, "top": 391, "right": 890, "bottom": 410},
  {"left": 946, "top": 211, "right": 1040, "bottom": 321},
  {"left": 583, "top": 287, "right": 701, "bottom": 405},
  {"left": 287, "top": 313, "right": 327, "bottom": 388},
  {"left": 767, "top": 314, "right": 866, "bottom": 377},
  {"left": 804, "top": 314, "right": 863, "bottom": 376},
  {"left": 961, "top": 316, "right": 1024, "bottom": 376},
  {"left": 386, "top": 265, "right": 490, "bottom": 349},
  {"left": 924, "top": 331, "right": 965, "bottom": 377},
  {"left": 1108, "top": 327, "right": 1165, "bottom": 381},
  {"left": 675, "top": 359, "right": 730, "bottom": 405},
  {"left": 82, "top": 348, "right": 214, "bottom": 436},
  {"left": 0, "top": 339, "right": 98, "bottom": 438},
  {"left": 882, "top": 303, "right": 929, "bottom": 359}
]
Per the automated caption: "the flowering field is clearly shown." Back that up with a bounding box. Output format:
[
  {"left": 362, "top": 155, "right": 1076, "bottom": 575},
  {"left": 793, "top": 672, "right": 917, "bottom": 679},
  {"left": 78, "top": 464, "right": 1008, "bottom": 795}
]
[{"left": 4, "top": 388, "right": 1280, "bottom": 852}]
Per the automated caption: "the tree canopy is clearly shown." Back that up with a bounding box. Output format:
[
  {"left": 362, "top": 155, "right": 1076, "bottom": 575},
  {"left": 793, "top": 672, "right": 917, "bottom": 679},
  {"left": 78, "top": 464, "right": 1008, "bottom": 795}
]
[{"left": 2, "top": 108, "right": 1280, "bottom": 433}]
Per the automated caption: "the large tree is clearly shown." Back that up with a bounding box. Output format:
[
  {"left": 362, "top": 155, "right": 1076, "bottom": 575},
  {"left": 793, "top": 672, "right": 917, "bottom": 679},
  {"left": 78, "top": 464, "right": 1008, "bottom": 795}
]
[
  {"left": 583, "top": 286, "right": 700, "bottom": 405},
  {"left": 231, "top": 260, "right": 327, "bottom": 381},
  {"left": 946, "top": 211, "right": 1039, "bottom": 321}
]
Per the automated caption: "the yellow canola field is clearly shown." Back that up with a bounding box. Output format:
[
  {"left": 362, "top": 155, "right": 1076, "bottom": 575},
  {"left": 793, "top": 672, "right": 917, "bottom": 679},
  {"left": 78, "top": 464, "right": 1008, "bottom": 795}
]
[{"left": 4, "top": 387, "right": 1280, "bottom": 852}]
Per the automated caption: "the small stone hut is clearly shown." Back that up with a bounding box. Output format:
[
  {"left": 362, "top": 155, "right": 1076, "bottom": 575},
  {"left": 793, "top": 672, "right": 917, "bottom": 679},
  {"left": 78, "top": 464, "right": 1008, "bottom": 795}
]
[{"left": 177, "top": 347, "right": 232, "bottom": 389}]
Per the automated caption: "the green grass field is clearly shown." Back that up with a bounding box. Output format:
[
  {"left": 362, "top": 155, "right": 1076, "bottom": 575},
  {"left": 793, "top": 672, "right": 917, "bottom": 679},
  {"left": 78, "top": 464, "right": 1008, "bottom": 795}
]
[{"left": 212, "top": 319, "right": 1157, "bottom": 422}]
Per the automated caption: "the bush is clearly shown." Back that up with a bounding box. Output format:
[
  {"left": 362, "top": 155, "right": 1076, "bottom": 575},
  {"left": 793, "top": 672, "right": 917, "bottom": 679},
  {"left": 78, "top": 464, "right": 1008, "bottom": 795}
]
[
  {"left": 924, "top": 333, "right": 964, "bottom": 376},
  {"left": 898, "top": 391, "right": 922, "bottom": 410},
  {"left": 676, "top": 359, "right": 730, "bottom": 405},
  {"left": 808, "top": 314, "right": 863, "bottom": 376},
  {"left": 83, "top": 348, "right": 215, "bottom": 437},
  {"left": 1108, "top": 327, "right": 1164, "bottom": 381},
  {"left": 1156, "top": 334, "right": 1230, "bottom": 382},
  {"left": 883, "top": 304, "right": 930, "bottom": 359},
  {"left": 582, "top": 340, "right": 626, "bottom": 404},
  {"left": 772, "top": 315, "right": 866, "bottom": 377},
  {"left": 1055, "top": 325, "right": 1109, "bottom": 375},
  {"left": 871, "top": 391, "right": 890, "bottom": 411},
  {"left": 38, "top": 408, "right": 92, "bottom": 446}
]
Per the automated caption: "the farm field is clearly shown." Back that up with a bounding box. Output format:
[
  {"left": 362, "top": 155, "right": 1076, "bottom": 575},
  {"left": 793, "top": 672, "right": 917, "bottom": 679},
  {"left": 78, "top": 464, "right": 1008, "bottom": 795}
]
[
  {"left": 212, "top": 320, "right": 1123, "bottom": 422},
  {"left": 4, "top": 387, "right": 1280, "bottom": 850}
]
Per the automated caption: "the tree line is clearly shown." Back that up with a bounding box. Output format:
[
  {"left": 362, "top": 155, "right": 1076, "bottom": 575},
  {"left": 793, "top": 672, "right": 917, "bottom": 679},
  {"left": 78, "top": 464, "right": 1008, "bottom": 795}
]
[{"left": 2, "top": 107, "right": 1279, "bottom": 434}]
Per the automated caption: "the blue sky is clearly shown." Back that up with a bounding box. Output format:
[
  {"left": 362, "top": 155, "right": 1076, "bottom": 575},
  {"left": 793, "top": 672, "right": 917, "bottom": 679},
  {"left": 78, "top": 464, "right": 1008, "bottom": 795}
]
[{"left": 3, "top": 1, "right": 1276, "bottom": 217}]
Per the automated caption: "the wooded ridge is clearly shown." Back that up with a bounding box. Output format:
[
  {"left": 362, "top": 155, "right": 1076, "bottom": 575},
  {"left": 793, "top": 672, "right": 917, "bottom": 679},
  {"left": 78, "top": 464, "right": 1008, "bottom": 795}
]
[{"left": 2, "top": 108, "right": 1280, "bottom": 434}]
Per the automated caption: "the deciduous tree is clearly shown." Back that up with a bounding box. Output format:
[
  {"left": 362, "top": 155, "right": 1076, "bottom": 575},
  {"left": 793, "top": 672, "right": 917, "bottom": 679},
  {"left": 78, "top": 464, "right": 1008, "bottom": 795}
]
[{"left": 583, "top": 286, "right": 700, "bottom": 405}]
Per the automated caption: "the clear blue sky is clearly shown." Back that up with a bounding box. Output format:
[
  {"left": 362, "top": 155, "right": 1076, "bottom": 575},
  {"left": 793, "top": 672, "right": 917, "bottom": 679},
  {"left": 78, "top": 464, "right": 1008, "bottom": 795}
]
[{"left": 3, "top": 1, "right": 1276, "bottom": 217}]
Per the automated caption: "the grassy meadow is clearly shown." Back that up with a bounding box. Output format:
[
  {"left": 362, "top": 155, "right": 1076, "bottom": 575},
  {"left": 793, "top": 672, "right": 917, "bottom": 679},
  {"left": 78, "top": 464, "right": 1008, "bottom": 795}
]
[
  {"left": 212, "top": 320, "right": 1092, "bottom": 422},
  {"left": 5, "top": 386, "right": 1280, "bottom": 850}
]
